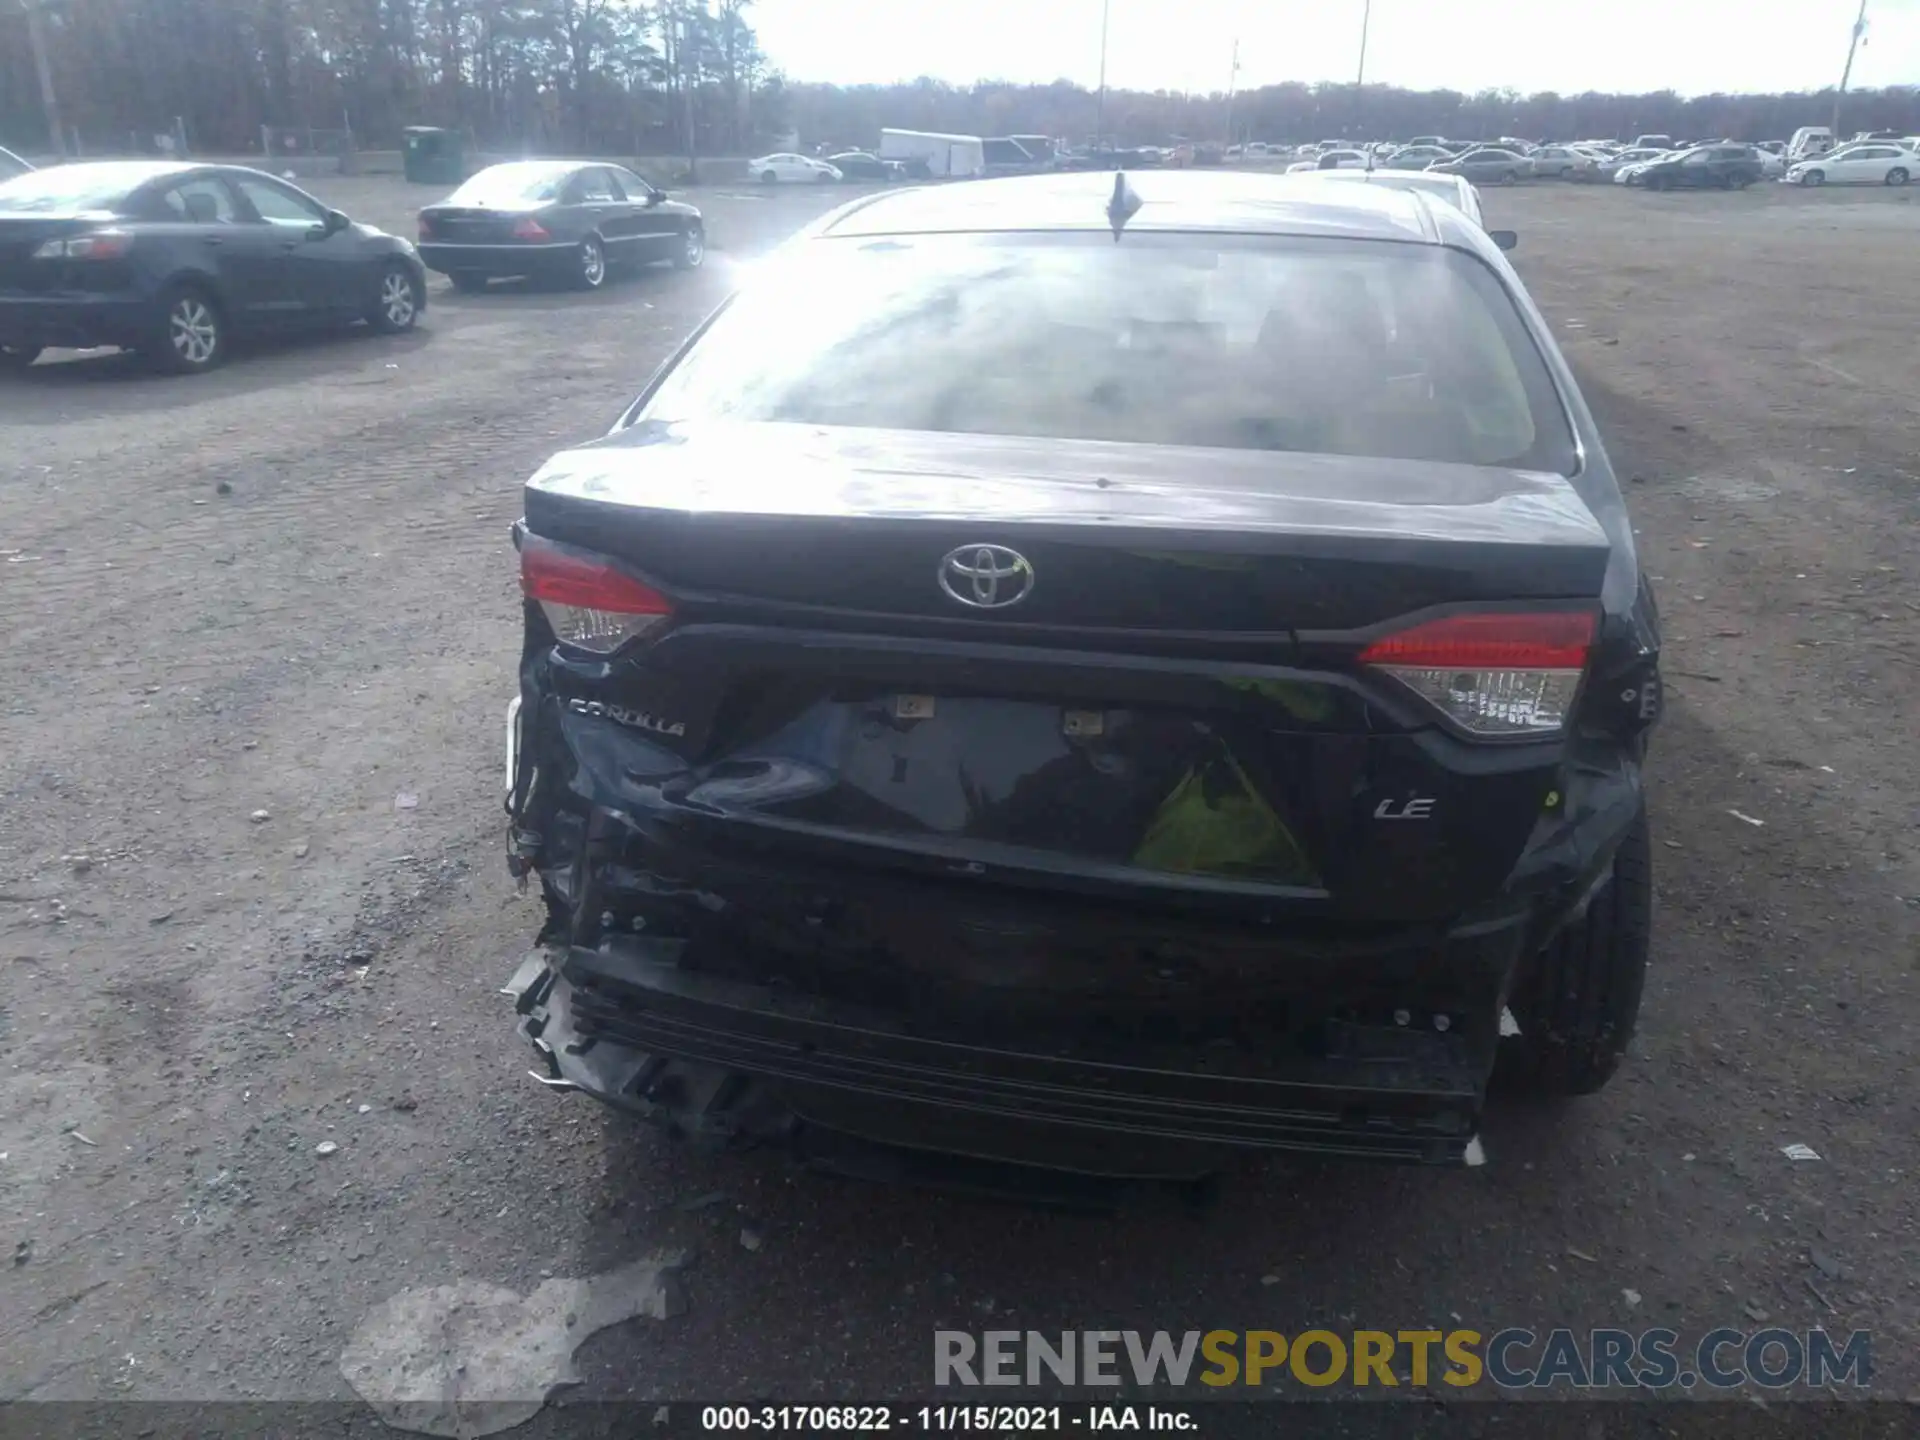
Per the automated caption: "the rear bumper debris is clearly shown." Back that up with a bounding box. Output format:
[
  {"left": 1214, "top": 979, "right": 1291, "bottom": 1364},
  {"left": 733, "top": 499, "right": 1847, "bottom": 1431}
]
[{"left": 505, "top": 895, "right": 1533, "bottom": 1177}]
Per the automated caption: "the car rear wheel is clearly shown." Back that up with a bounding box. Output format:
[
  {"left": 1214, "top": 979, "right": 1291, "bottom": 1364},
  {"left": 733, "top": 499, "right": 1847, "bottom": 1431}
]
[
  {"left": 1494, "top": 805, "right": 1652, "bottom": 1097},
  {"left": 367, "top": 264, "right": 420, "bottom": 333},
  {"left": 449, "top": 270, "right": 489, "bottom": 293},
  {"left": 152, "top": 285, "right": 224, "bottom": 375},
  {"left": 1500, "top": 169, "right": 1518, "bottom": 185},
  {"left": 1887, "top": 168, "right": 1909, "bottom": 186},
  {"left": 1802, "top": 169, "right": 1825, "bottom": 186},
  {"left": 816, "top": 170, "right": 834, "bottom": 183},
  {"left": 0, "top": 343, "right": 40, "bottom": 372},
  {"left": 760, "top": 169, "right": 778, "bottom": 184},
  {"left": 672, "top": 225, "right": 705, "bottom": 270},
  {"left": 575, "top": 235, "right": 607, "bottom": 290}
]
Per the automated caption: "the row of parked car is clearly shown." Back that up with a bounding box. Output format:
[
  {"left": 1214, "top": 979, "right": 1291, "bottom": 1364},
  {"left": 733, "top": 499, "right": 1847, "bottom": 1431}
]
[
  {"left": 0, "top": 156, "right": 709, "bottom": 374},
  {"left": 1260, "top": 133, "right": 1919, "bottom": 191}
]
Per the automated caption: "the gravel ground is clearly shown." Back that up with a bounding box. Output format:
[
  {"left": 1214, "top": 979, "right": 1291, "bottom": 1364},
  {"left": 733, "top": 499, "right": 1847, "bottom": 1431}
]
[{"left": 1, "top": 175, "right": 1916, "bottom": 1414}]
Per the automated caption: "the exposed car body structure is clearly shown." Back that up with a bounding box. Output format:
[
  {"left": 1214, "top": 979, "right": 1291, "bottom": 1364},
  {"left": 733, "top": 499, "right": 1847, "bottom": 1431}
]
[
  {"left": 0, "top": 160, "right": 423, "bottom": 373},
  {"left": 502, "top": 172, "right": 1663, "bottom": 1183},
  {"left": 417, "top": 161, "right": 704, "bottom": 291}
]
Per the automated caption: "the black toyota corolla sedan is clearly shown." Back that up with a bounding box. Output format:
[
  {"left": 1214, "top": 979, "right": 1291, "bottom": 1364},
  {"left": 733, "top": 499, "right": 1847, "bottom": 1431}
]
[
  {"left": 0, "top": 161, "right": 424, "bottom": 374},
  {"left": 502, "top": 172, "right": 1663, "bottom": 1183},
  {"left": 416, "top": 161, "right": 704, "bottom": 292}
]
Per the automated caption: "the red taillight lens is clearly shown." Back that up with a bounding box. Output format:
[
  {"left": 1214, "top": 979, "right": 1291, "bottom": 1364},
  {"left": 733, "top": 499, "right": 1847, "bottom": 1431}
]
[
  {"left": 520, "top": 535, "right": 672, "bottom": 654},
  {"left": 1360, "top": 611, "right": 1594, "bottom": 737},
  {"left": 512, "top": 217, "right": 551, "bottom": 242},
  {"left": 33, "top": 229, "right": 133, "bottom": 261}
]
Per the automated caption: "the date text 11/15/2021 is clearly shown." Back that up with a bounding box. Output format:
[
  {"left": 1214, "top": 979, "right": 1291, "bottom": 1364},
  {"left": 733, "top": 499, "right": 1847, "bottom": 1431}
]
[{"left": 700, "top": 1406, "right": 1194, "bottom": 1431}]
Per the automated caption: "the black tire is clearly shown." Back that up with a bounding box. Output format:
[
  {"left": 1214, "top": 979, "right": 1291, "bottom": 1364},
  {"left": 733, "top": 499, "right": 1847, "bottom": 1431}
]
[
  {"left": 1495, "top": 806, "right": 1652, "bottom": 1097},
  {"left": 366, "top": 263, "right": 420, "bottom": 334},
  {"left": 1887, "top": 167, "right": 1909, "bottom": 186},
  {"left": 449, "top": 270, "right": 490, "bottom": 293},
  {"left": 1501, "top": 169, "right": 1518, "bottom": 186},
  {"left": 149, "top": 283, "right": 224, "bottom": 375},
  {"left": 0, "top": 343, "right": 41, "bottom": 372},
  {"left": 672, "top": 224, "right": 705, "bottom": 270},
  {"left": 1802, "top": 169, "right": 1825, "bottom": 186},
  {"left": 574, "top": 234, "right": 607, "bottom": 291},
  {"left": 759, "top": 169, "right": 778, "bottom": 185},
  {"left": 817, "top": 169, "right": 834, "bottom": 183}
]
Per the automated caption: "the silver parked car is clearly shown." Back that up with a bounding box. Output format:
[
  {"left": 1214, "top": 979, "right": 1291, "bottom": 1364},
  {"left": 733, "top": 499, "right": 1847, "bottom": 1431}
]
[
  {"left": 1528, "top": 145, "right": 1601, "bottom": 180},
  {"left": 1428, "top": 147, "right": 1533, "bottom": 185}
]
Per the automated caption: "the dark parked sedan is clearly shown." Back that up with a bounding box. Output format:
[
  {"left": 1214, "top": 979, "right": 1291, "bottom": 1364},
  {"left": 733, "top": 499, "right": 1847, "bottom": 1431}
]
[
  {"left": 0, "top": 161, "right": 424, "bottom": 374},
  {"left": 416, "top": 161, "right": 703, "bottom": 293},
  {"left": 1633, "top": 145, "right": 1764, "bottom": 190},
  {"left": 825, "top": 151, "right": 903, "bottom": 182}
]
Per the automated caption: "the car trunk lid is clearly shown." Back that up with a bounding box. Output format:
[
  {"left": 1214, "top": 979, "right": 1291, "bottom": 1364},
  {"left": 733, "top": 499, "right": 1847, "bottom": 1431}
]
[
  {"left": 420, "top": 206, "right": 530, "bottom": 243},
  {"left": 523, "top": 422, "right": 1610, "bottom": 922}
]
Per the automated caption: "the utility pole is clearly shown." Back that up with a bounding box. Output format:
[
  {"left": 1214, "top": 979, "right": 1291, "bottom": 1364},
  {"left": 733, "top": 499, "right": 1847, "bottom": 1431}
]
[
  {"left": 1224, "top": 38, "right": 1239, "bottom": 146},
  {"left": 1831, "top": 0, "right": 1868, "bottom": 137},
  {"left": 1094, "top": 0, "right": 1111, "bottom": 149},
  {"left": 1354, "top": 0, "right": 1372, "bottom": 135},
  {"left": 22, "top": 0, "right": 66, "bottom": 157}
]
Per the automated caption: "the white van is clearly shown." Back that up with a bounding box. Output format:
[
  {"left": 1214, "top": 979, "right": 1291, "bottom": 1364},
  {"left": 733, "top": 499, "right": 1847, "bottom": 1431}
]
[{"left": 1787, "top": 126, "right": 1836, "bottom": 161}]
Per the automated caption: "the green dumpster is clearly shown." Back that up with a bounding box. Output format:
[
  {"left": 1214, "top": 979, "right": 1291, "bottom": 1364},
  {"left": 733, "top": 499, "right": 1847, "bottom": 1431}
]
[{"left": 403, "top": 127, "right": 466, "bottom": 186}]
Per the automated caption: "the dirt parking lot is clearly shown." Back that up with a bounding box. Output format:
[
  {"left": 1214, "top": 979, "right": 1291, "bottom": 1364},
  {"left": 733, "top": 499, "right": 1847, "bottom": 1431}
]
[{"left": 2, "top": 175, "right": 1917, "bottom": 1415}]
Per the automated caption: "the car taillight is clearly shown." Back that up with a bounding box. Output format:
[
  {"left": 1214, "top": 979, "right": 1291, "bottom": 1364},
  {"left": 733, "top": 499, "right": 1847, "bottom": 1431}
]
[
  {"left": 417, "top": 212, "right": 435, "bottom": 240},
  {"left": 512, "top": 217, "right": 551, "bottom": 242},
  {"left": 1359, "top": 611, "right": 1595, "bottom": 737},
  {"left": 32, "top": 229, "right": 133, "bottom": 261},
  {"left": 520, "top": 535, "right": 673, "bottom": 654}
]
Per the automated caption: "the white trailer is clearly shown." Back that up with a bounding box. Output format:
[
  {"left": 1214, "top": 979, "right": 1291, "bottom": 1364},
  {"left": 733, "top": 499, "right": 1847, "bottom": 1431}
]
[{"left": 879, "top": 128, "right": 985, "bottom": 179}]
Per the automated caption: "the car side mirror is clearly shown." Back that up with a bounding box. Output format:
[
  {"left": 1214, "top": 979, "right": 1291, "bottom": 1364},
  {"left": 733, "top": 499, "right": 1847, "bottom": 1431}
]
[
  {"left": 647, "top": 186, "right": 666, "bottom": 206},
  {"left": 1490, "top": 229, "right": 1519, "bottom": 252},
  {"left": 323, "top": 208, "right": 351, "bottom": 235}
]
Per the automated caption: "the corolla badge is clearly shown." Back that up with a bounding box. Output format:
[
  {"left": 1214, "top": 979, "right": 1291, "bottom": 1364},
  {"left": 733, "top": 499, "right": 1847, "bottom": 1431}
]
[{"left": 938, "top": 544, "right": 1035, "bottom": 610}]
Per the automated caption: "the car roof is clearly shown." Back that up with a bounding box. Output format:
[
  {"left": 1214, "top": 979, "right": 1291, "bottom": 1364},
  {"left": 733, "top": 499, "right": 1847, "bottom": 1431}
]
[
  {"left": 3, "top": 159, "right": 198, "bottom": 185},
  {"left": 816, "top": 170, "right": 1491, "bottom": 252},
  {"left": 463, "top": 160, "right": 588, "bottom": 179}
]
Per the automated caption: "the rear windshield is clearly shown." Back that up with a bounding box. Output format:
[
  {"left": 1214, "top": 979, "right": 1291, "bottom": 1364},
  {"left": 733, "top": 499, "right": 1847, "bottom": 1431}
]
[
  {"left": 643, "top": 232, "right": 1577, "bottom": 473},
  {"left": 444, "top": 165, "right": 569, "bottom": 206}
]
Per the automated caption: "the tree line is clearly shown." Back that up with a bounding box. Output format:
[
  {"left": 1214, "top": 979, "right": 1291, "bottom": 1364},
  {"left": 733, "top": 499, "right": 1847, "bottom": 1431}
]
[
  {"left": 4, "top": 0, "right": 1916, "bottom": 160},
  {"left": 788, "top": 78, "right": 1920, "bottom": 153},
  {"left": 1, "top": 0, "right": 772, "bottom": 157}
]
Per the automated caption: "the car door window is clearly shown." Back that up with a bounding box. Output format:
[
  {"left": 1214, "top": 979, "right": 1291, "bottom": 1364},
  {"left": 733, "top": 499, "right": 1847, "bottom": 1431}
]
[
  {"left": 234, "top": 175, "right": 327, "bottom": 229},
  {"left": 573, "top": 169, "right": 618, "bottom": 204},
  {"left": 159, "top": 176, "right": 240, "bottom": 224},
  {"left": 613, "top": 168, "right": 658, "bottom": 203}
]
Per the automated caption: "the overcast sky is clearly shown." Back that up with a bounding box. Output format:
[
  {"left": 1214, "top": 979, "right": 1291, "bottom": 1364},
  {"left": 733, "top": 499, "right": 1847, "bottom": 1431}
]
[{"left": 752, "top": 0, "right": 1919, "bottom": 98}]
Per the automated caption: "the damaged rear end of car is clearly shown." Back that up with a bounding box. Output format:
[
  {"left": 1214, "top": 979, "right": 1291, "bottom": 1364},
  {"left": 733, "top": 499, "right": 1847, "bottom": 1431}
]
[{"left": 501, "top": 179, "right": 1663, "bottom": 1181}]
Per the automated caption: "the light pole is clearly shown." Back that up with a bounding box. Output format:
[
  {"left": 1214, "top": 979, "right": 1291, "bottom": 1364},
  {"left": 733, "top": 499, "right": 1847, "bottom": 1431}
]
[{"left": 1094, "top": 0, "right": 1111, "bottom": 149}]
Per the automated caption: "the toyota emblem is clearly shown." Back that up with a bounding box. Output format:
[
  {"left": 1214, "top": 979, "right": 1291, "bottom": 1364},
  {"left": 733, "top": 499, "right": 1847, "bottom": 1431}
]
[{"left": 938, "top": 544, "right": 1035, "bottom": 610}]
